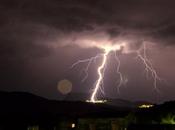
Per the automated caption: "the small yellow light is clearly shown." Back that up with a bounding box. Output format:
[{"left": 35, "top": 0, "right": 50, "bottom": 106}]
[
  {"left": 138, "top": 104, "right": 154, "bottom": 108},
  {"left": 71, "top": 123, "right": 75, "bottom": 128}
]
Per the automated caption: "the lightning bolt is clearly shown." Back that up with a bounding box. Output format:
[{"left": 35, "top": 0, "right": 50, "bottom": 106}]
[
  {"left": 114, "top": 51, "right": 125, "bottom": 93},
  {"left": 136, "top": 43, "right": 161, "bottom": 92},
  {"left": 90, "top": 49, "right": 110, "bottom": 102},
  {"left": 71, "top": 43, "right": 161, "bottom": 103}
]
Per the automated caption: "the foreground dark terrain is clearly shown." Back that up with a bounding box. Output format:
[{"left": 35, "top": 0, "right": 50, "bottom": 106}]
[{"left": 0, "top": 91, "right": 175, "bottom": 130}]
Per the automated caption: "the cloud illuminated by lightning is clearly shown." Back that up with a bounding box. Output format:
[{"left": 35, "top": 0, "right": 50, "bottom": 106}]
[
  {"left": 70, "top": 40, "right": 161, "bottom": 103},
  {"left": 62, "top": 30, "right": 162, "bottom": 103}
]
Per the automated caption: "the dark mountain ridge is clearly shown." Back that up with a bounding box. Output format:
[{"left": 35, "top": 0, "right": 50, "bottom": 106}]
[{"left": 0, "top": 91, "right": 131, "bottom": 118}]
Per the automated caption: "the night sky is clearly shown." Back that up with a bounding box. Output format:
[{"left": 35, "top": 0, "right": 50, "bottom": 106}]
[{"left": 1, "top": 0, "right": 175, "bottom": 103}]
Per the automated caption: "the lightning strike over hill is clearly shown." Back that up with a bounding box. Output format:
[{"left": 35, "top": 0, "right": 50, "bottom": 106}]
[
  {"left": 90, "top": 49, "right": 110, "bottom": 102},
  {"left": 71, "top": 42, "right": 161, "bottom": 103}
]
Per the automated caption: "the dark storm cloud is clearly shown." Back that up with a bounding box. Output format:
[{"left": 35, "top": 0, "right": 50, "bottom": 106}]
[
  {"left": 0, "top": 21, "right": 54, "bottom": 60},
  {"left": 1, "top": 0, "right": 175, "bottom": 35},
  {"left": 0, "top": 0, "right": 175, "bottom": 102}
]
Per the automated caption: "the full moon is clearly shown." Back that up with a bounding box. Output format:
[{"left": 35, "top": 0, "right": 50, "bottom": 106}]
[{"left": 57, "top": 79, "right": 72, "bottom": 95}]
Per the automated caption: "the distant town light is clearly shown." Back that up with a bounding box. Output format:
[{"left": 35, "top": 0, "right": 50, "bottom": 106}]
[
  {"left": 71, "top": 123, "right": 75, "bottom": 128},
  {"left": 138, "top": 104, "right": 154, "bottom": 108},
  {"left": 86, "top": 100, "right": 107, "bottom": 103}
]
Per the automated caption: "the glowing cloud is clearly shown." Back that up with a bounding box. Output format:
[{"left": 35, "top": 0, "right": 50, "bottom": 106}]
[{"left": 59, "top": 30, "right": 162, "bottom": 103}]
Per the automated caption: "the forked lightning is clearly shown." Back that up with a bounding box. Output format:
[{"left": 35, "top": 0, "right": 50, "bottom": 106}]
[{"left": 71, "top": 42, "right": 161, "bottom": 103}]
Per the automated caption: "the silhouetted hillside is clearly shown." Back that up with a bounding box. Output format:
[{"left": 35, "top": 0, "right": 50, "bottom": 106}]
[
  {"left": 106, "top": 98, "right": 136, "bottom": 108},
  {"left": 0, "top": 91, "right": 175, "bottom": 130},
  {"left": 64, "top": 92, "right": 90, "bottom": 101},
  {"left": 0, "top": 91, "right": 130, "bottom": 118}
]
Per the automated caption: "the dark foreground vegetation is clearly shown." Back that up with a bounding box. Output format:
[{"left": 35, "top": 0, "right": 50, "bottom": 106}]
[{"left": 0, "top": 91, "right": 175, "bottom": 130}]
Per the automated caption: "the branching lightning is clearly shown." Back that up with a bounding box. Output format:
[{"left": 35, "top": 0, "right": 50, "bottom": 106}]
[
  {"left": 136, "top": 43, "right": 161, "bottom": 92},
  {"left": 71, "top": 54, "right": 101, "bottom": 82},
  {"left": 114, "top": 51, "right": 125, "bottom": 93},
  {"left": 71, "top": 42, "right": 161, "bottom": 103}
]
